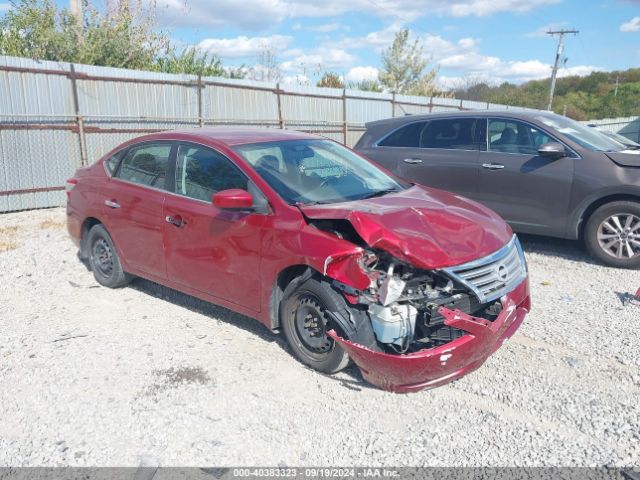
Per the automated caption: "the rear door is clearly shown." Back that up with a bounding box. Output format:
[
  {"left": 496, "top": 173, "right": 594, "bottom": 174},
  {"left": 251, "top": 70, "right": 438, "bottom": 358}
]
[
  {"left": 476, "top": 117, "right": 575, "bottom": 235},
  {"left": 102, "top": 142, "right": 174, "bottom": 279},
  {"left": 362, "top": 117, "right": 483, "bottom": 200},
  {"left": 162, "top": 143, "right": 265, "bottom": 311}
]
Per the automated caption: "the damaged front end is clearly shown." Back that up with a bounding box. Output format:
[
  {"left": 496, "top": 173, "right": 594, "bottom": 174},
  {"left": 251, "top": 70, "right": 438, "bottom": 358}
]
[{"left": 313, "top": 219, "right": 531, "bottom": 393}]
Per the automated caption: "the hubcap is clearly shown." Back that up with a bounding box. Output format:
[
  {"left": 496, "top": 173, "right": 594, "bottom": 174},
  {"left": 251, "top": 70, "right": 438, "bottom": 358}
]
[
  {"left": 294, "top": 296, "right": 333, "bottom": 353},
  {"left": 92, "top": 238, "right": 114, "bottom": 276},
  {"left": 597, "top": 213, "right": 640, "bottom": 259}
]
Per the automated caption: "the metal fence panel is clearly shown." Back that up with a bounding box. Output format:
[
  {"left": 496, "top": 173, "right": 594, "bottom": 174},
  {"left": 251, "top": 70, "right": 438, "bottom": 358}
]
[
  {"left": 1, "top": 54, "right": 534, "bottom": 212},
  {"left": 0, "top": 129, "right": 78, "bottom": 210}
]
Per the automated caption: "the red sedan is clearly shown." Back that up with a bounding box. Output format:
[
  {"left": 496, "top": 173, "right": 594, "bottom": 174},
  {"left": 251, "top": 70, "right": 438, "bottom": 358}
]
[{"left": 66, "top": 128, "right": 531, "bottom": 392}]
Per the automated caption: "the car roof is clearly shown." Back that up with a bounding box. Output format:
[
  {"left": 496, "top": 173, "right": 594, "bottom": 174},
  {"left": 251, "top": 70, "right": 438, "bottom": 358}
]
[
  {"left": 365, "top": 109, "right": 550, "bottom": 128},
  {"left": 131, "top": 127, "right": 321, "bottom": 147}
]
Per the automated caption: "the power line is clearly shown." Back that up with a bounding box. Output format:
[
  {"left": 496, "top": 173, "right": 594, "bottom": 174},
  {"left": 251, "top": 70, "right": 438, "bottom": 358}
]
[{"left": 546, "top": 29, "right": 579, "bottom": 111}]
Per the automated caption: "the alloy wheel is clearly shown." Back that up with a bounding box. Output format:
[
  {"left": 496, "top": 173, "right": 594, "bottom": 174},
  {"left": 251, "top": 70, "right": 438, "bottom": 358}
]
[{"left": 597, "top": 213, "right": 640, "bottom": 259}]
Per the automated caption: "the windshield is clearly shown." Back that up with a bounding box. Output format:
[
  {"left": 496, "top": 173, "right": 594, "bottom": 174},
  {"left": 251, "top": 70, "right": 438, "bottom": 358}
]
[
  {"left": 536, "top": 114, "right": 626, "bottom": 152},
  {"left": 233, "top": 139, "right": 407, "bottom": 205}
]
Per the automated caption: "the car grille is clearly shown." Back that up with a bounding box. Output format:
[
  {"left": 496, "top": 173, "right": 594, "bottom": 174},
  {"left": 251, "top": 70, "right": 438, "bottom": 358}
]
[{"left": 442, "top": 235, "right": 527, "bottom": 304}]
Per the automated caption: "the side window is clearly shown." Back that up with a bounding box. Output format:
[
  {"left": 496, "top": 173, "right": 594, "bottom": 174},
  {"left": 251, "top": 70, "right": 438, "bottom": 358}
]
[
  {"left": 117, "top": 144, "right": 171, "bottom": 188},
  {"left": 488, "top": 119, "right": 552, "bottom": 155},
  {"left": 175, "top": 145, "right": 248, "bottom": 202},
  {"left": 104, "top": 151, "right": 124, "bottom": 174},
  {"left": 420, "top": 118, "right": 478, "bottom": 150},
  {"left": 378, "top": 122, "right": 427, "bottom": 147}
]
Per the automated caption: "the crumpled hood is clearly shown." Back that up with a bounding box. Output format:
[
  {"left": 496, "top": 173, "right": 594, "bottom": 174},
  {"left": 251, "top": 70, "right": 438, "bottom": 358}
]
[
  {"left": 606, "top": 152, "right": 640, "bottom": 167},
  {"left": 299, "top": 185, "right": 513, "bottom": 269}
]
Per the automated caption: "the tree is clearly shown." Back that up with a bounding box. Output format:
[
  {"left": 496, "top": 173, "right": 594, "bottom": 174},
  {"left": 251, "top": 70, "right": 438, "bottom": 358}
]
[
  {"left": 378, "top": 29, "right": 439, "bottom": 96},
  {"left": 347, "top": 79, "right": 383, "bottom": 92},
  {"left": 155, "top": 46, "right": 225, "bottom": 77},
  {"left": 0, "top": 0, "right": 231, "bottom": 76},
  {"left": 249, "top": 43, "right": 281, "bottom": 82},
  {"left": 317, "top": 71, "right": 344, "bottom": 88}
]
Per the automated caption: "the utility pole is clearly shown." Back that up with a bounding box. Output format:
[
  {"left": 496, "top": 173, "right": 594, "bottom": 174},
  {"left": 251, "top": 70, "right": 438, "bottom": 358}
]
[
  {"left": 546, "top": 29, "right": 579, "bottom": 111},
  {"left": 69, "top": 0, "right": 82, "bottom": 19}
]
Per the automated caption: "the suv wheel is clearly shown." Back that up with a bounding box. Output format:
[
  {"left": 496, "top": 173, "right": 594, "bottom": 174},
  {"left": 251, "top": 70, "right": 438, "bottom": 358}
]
[{"left": 585, "top": 201, "right": 640, "bottom": 268}]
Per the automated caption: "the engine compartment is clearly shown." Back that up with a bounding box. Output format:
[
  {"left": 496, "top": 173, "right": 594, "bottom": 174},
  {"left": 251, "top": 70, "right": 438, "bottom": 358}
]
[{"left": 308, "top": 218, "right": 504, "bottom": 354}]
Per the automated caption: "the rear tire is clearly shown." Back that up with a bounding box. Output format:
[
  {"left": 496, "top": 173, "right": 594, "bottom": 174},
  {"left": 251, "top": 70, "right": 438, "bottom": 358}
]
[
  {"left": 86, "top": 224, "right": 132, "bottom": 288},
  {"left": 281, "top": 277, "right": 351, "bottom": 374},
  {"left": 584, "top": 201, "right": 640, "bottom": 269}
]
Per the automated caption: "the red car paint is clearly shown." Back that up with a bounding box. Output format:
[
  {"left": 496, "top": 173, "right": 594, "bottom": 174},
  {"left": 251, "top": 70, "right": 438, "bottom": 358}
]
[
  {"left": 330, "top": 278, "right": 530, "bottom": 393},
  {"left": 67, "top": 128, "right": 530, "bottom": 392}
]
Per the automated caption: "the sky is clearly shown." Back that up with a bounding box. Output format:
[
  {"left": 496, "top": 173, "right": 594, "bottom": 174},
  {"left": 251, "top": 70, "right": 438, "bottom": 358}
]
[{"left": 3, "top": 0, "right": 640, "bottom": 87}]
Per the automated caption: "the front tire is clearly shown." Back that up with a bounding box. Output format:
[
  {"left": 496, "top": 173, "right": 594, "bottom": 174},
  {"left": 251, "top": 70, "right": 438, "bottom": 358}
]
[
  {"left": 87, "top": 224, "right": 132, "bottom": 288},
  {"left": 281, "top": 277, "right": 351, "bottom": 374},
  {"left": 584, "top": 201, "right": 640, "bottom": 269}
]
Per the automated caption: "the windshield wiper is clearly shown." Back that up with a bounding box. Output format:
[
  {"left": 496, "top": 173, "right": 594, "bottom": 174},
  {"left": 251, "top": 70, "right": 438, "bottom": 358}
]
[{"left": 359, "top": 188, "right": 402, "bottom": 200}]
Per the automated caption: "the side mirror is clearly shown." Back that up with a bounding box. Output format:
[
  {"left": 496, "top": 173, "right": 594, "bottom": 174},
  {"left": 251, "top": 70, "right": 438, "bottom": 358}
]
[
  {"left": 212, "top": 189, "right": 253, "bottom": 210},
  {"left": 538, "top": 142, "right": 567, "bottom": 159}
]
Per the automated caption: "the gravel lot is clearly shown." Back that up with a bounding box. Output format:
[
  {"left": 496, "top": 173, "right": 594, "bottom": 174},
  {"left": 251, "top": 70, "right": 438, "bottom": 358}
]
[{"left": 1, "top": 207, "right": 639, "bottom": 467}]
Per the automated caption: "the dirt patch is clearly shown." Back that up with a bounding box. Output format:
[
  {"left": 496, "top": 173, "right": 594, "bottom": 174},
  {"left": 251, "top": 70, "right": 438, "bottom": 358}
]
[
  {"left": 0, "top": 226, "right": 19, "bottom": 252},
  {"left": 142, "top": 366, "right": 213, "bottom": 400},
  {"left": 39, "top": 219, "right": 66, "bottom": 230},
  {"left": 156, "top": 366, "right": 211, "bottom": 386}
]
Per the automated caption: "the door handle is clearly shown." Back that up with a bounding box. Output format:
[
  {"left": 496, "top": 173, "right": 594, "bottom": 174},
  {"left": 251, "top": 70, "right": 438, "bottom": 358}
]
[
  {"left": 403, "top": 158, "right": 423, "bottom": 164},
  {"left": 482, "top": 163, "right": 505, "bottom": 170},
  {"left": 104, "top": 199, "right": 120, "bottom": 209},
  {"left": 165, "top": 215, "right": 186, "bottom": 228}
]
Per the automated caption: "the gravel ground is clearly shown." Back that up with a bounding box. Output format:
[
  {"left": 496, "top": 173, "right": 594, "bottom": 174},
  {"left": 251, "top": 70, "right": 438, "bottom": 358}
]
[{"left": 0, "top": 207, "right": 639, "bottom": 467}]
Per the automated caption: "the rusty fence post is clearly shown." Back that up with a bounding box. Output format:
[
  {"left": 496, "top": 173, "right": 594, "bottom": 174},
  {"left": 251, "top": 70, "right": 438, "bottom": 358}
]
[
  {"left": 197, "top": 74, "right": 204, "bottom": 127},
  {"left": 276, "top": 83, "right": 285, "bottom": 129},
  {"left": 391, "top": 92, "right": 396, "bottom": 117},
  {"left": 342, "top": 88, "right": 348, "bottom": 145},
  {"left": 69, "top": 64, "right": 88, "bottom": 166}
]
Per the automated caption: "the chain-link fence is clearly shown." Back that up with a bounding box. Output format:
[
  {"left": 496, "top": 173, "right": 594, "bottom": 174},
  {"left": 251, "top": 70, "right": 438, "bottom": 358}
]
[{"left": 1, "top": 54, "right": 528, "bottom": 212}]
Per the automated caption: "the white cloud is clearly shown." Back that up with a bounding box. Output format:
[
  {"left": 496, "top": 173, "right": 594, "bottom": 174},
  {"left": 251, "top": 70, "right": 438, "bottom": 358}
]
[
  {"left": 0, "top": 2, "right": 10, "bottom": 12},
  {"left": 346, "top": 66, "right": 380, "bottom": 82},
  {"left": 155, "top": 0, "right": 288, "bottom": 30},
  {"left": 447, "top": 0, "right": 560, "bottom": 17},
  {"left": 620, "top": 16, "right": 640, "bottom": 32},
  {"left": 292, "top": 22, "right": 343, "bottom": 32},
  {"left": 197, "top": 35, "right": 292, "bottom": 58},
  {"left": 525, "top": 22, "right": 569, "bottom": 38},
  {"left": 281, "top": 48, "right": 355, "bottom": 72},
  {"left": 153, "top": 0, "right": 560, "bottom": 30}
]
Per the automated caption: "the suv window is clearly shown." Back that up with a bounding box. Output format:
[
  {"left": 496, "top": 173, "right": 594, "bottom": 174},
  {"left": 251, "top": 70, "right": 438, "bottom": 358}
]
[
  {"left": 378, "top": 122, "right": 427, "bottom": 147},
  {"left": 117, "top": 144, "right": 171, "bottom": 188},
  {"left": 488, "top": 119, "right": 552, "bottom": 155},
  {"left": 420, "top": 118, "right": 478, "bottom": 150},
  {"left": 175, "top": 145, "right": 248, "bottom": 202}
]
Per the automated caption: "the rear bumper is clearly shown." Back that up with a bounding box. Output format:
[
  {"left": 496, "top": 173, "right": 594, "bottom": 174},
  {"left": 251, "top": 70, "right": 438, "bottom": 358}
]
[
  {"left": 330, "top": 277, "right": 530, "bottom": 393},
  {"left": 66, "top": 204, "right": 82, "bottom": 248}
]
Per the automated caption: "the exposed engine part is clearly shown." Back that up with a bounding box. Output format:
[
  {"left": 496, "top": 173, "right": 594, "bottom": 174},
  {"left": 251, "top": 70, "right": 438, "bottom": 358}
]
[
  {"left": 307, "top": 218, "right": 505, "bottom": 354},
  {"left": 378, "top": 263, "right": 406, "bottom": 306},
  {"left": 356, "top": 249, "right": 504, "bottom": 353},
  {"left": 368, "top": 303, "right": 417, "bottom": 351}
]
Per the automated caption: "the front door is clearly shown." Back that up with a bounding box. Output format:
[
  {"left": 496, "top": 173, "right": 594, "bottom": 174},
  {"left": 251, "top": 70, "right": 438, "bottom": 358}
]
[
  {"left": 476, "top": 118, "right": 575, "bottom": 236},
  {"left": 102, "top": 142, "right": 174, "bottom": 279},
  {"left": 162, "top": 143, "right": 264, "bottom": 311}
]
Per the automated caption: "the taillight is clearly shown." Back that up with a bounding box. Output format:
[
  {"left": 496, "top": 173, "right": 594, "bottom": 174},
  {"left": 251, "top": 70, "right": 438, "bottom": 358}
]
[{"left": 65, "top": 178, "right": 78, "bottom": 199}]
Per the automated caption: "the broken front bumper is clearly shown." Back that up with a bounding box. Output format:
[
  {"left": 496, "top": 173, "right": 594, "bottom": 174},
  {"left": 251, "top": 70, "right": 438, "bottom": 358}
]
[{"left": 330, "top": 277, "right": 530, "bottom": 393}]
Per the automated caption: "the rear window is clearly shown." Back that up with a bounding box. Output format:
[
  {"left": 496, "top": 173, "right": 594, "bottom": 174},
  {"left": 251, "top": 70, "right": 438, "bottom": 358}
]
[
  {"left": 378, "top": 122, "right": 426, "bottom": 147},
  {"left": 420, "top": 118, "right": 478, "bottom": 150}
]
